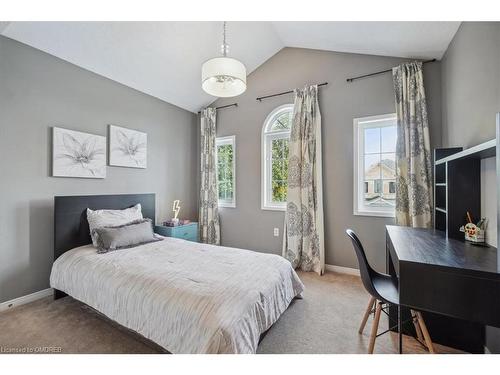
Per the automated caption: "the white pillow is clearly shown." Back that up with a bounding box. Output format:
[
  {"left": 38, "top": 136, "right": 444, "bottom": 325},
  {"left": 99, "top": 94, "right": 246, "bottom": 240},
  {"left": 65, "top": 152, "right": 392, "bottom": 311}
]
[{"left": 87, "top": 203, "right": 143, "bottom": 247}]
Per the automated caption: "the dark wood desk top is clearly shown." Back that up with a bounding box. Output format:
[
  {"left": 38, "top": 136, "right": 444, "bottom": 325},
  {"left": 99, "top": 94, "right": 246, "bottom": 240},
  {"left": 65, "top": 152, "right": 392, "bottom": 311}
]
[
  {"left": 386, "top": 225, "right": 500, "bottom": 352},
  {"left": 386, "top": 225, "right": 499, "bottom": 278}
]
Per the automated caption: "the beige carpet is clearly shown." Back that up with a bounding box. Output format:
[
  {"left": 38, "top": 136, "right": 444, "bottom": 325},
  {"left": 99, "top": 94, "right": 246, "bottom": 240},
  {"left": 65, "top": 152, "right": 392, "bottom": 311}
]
[{"left": 0, "top": 271, "right": 462, "bottom": 354}]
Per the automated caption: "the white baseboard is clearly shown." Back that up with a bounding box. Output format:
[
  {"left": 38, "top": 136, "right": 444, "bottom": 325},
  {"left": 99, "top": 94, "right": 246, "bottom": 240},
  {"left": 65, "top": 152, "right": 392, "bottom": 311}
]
[
  {"left": 0, "top": 288, "right": 54, "bottom": 312},
  {"left": 325, "top": 264, "right": 360, "bottom": 276}
]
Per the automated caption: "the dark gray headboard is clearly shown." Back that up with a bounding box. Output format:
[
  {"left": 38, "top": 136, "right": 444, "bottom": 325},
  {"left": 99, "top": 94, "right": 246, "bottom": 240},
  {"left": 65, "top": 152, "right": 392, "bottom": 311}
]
[{"left": 54, "top": 193, "right": 156, "bottom": 260}]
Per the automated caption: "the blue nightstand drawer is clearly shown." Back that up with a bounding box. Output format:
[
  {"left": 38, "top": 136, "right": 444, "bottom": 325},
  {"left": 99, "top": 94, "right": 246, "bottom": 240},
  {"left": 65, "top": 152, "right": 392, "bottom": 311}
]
[{"left": 155, "top": 223, "right": 198, "bottom": 242}]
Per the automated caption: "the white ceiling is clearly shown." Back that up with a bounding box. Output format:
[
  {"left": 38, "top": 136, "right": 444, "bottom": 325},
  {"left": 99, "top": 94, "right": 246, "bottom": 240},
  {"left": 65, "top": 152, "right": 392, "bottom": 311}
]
[
  {"left": 1, "top": 21, "right": 460, "bottom": 113},
  {"left": 273, "top": 22, "right": 461, "bottom": 61}
]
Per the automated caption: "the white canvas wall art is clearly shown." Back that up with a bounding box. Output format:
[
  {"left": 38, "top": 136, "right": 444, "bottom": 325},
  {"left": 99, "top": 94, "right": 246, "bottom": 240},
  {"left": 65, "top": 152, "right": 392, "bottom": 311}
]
[
  {"left": 109, "top": 125, "right": 147, "bottom": 168},
  {"left": 52, "top": 127, "right": 106, "bottom": 178}
]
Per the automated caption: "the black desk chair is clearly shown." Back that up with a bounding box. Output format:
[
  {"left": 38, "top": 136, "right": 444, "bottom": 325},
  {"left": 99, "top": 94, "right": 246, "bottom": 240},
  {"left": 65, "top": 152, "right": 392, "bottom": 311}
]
[{"left": 346, "top": 229, "right": 435, "bottom": 354}]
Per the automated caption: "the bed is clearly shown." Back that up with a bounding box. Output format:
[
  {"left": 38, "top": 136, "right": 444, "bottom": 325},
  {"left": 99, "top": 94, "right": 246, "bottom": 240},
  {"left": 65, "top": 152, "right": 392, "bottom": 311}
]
[{"left": 49, "top": 194, "right": 304, "bottom": 354}]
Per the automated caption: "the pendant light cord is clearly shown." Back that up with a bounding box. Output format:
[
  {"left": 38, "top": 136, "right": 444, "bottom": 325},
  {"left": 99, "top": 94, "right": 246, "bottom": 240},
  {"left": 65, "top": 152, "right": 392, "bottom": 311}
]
[{"left": 221, "top": 21, "right": 228, "bottom": 57}]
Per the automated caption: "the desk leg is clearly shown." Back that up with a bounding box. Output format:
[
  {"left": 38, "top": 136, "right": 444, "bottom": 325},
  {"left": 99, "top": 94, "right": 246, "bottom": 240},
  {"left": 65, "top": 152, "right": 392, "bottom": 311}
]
[{"left": 398, "top": 305, "right": 403, "bottom": 354}]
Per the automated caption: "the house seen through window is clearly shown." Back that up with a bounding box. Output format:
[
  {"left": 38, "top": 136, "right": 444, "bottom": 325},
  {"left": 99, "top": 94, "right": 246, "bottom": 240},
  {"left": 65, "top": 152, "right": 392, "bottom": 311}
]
[{"left": 354, "top": 114, "right": 397, "bottom": 217}]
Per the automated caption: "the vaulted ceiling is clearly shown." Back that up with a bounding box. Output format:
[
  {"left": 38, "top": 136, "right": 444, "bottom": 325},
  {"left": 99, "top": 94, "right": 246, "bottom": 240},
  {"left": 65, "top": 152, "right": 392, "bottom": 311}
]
[{"left": 1, "top": 22, "right": 460, "bottom": 113}]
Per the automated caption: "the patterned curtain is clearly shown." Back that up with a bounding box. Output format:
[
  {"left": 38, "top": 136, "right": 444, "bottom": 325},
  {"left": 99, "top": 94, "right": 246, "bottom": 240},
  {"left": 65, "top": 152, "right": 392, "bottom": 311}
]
[
  {"left": 392, "top": 62, "right": 433, "bottom": 228},
  {"left": 199, "top": 108, "right": 220, "bottom": 244},
  {"left": 282, "top": 85, "right": 325, "bottom": 275}
]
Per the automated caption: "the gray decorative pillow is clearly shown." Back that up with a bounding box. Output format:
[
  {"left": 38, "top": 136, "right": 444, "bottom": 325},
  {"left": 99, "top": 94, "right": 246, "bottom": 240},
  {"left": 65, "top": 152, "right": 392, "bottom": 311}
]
[
  {"left": 93, "top": 218, "right": 162, "bottom": 254},
  {"left": 87, "top": 204, "right": 143, "bottom": 247}
]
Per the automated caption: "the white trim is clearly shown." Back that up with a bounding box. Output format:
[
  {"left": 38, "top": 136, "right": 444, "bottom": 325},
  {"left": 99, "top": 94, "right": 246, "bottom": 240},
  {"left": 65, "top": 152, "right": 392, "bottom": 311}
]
[
  {"left": 325, "top": 264, "right": 360, "bottom": 276},
  {"left": 0, "top": 288, "right": 54, "bottom": 312},
  {"left": 261, "top": 205, "right": 286, "bottom": 212},
  {"left": 261, "top": 104, "right": 293, "bottom": 211},
  {"left": 262, "top": 104, "right": 294, "bottom": 133},
  {"left": 353, "top": 113, "right": 397, "bottom": 218},
  {"left": 353, "top": 210, "right": 396, "bottom": 218},
  {"left": 435, "top": 139, "right": 496, "bottom": 165},
  {"left": 216, "top": 135, "right": 236, "bottom": 208}
]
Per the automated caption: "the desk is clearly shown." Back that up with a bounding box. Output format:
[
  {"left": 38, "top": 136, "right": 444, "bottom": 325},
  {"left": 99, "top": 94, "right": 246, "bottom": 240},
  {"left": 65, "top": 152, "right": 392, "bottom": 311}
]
[{"left": 386, "top": 225, "right": 500, "bottom": 353}]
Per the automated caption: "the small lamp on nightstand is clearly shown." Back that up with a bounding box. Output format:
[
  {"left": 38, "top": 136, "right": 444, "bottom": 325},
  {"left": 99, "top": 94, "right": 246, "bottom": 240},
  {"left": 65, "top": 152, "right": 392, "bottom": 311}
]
[{"left": 172, "top": 200, "right": 181, "bottom": 225}]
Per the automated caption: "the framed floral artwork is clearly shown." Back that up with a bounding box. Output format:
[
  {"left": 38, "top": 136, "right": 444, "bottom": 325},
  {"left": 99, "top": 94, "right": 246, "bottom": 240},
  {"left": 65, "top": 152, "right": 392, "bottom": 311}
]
[
  {"left": 108, "top": 125, "right": 147, "bottom": 168},
  {"left": 52, "top": 127, "right": 106, "bottom": 178}
]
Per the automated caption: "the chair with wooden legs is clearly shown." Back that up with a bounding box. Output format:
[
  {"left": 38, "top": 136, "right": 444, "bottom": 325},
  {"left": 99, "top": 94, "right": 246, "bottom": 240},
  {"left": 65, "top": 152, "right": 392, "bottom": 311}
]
[{"left": 346, "top": 229, "right": 435, "bottom": 354}]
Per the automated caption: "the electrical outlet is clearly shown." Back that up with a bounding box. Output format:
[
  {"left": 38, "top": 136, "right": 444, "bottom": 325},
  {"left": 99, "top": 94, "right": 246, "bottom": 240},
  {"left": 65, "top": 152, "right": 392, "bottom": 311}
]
[{"left": 273, "top": 228, "right": 279, "bottom": 237}]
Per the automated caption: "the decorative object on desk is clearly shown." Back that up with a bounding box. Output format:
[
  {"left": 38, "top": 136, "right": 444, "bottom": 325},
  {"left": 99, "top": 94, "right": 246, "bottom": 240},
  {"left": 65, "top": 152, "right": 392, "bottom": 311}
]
[
  {"left": 459, "top": 212, "right": 486, "bottom": 243},
  {"left": 109, "top": 125, "right": 147, "bottom": 168},
  {"left": 52, "top": 127, "right": 106, "bottom": 178}
]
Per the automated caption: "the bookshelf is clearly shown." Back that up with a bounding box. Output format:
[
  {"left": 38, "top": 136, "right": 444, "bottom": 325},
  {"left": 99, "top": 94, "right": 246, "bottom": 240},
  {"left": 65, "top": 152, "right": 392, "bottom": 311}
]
[{"left": 433, "top": 139, "right": 496, "bottom": 239}]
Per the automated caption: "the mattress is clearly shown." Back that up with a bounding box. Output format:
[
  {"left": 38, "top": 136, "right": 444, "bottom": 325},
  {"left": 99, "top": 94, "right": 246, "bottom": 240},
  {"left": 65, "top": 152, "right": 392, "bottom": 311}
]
[{"left": 49, "top": 237, "right": 304, "bottom": 353}]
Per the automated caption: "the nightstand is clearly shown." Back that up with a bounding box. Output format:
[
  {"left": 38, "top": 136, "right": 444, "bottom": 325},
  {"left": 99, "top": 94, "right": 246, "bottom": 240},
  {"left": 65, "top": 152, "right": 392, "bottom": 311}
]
[{"left": 155, "top": 222, "right": 198, "bottom": 242}]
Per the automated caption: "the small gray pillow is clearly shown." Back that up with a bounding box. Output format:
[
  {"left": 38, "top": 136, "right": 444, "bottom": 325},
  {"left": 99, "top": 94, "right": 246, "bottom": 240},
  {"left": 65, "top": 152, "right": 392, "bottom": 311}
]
[{"left": 93, "top": 218, "right": 162, "bottom": 254}]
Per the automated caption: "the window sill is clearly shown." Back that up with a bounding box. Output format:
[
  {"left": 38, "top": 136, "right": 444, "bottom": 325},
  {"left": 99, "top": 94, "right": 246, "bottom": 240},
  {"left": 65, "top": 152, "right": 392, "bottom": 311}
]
[
  {"left": 261, "top": 205, "right": 286, "bottom": 212},
  {"left": 219, "top": 202, "right": 236, "bottom": 209},
  {"left": 353, "top": 210, "right": 395, "bottom": 218}
]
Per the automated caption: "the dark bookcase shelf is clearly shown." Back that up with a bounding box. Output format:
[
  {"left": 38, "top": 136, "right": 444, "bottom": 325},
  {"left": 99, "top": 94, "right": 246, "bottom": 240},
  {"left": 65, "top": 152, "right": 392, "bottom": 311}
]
[{"left": 433, "top": 140, "right": 496, "bottom": 240}]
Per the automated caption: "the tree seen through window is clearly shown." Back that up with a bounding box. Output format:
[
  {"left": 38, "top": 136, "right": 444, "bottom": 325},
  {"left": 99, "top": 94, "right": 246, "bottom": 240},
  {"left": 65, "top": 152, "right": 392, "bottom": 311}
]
[
  {"left": 262, "top": 104, "right": 293, "bottom": 210},
  {"left": 216, "top": 136, "right": 235, "bottom": 207}
]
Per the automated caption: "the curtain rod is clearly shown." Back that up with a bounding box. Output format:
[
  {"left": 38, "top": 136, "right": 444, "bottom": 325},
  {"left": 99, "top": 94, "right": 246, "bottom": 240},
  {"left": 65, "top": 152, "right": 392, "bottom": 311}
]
[
  {"left": 198, "top": 103, "right": 238, "bottom": 114},
  {"left": 256, "top": 82, "right": 328, "bottom": 102},
  {"left": 346, "top": 59, "right": 436, "bottom": 83}
]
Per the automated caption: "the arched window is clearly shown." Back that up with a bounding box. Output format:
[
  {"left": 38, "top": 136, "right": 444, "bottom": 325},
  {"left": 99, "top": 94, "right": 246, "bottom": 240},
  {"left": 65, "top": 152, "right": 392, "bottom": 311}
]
[{"left": 261, "top": 104, "right": 293, "bottom": 210}]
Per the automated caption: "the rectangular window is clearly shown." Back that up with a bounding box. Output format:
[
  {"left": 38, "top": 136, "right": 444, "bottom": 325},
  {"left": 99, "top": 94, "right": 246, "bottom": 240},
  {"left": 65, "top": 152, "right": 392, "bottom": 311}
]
[
  {"left": 271, "top": 137, "right": 289, "bottom": 204},
  {"left": 216, "top": 136, "right": 236, "bottom": 208},
  {"left": 263, "top": 133, "right": 290, "bottom": 210},
  {"left": 353, "top": 114, "right": 397, "bottom": 217},
  {"left": 389, "top": 181, "right": 396, "bottom": 194}
]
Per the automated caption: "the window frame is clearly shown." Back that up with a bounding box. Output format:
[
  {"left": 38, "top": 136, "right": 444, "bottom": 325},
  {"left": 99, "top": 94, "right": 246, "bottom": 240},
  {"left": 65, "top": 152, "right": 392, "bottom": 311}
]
[
  {"left": 216, "top": 135, "right": 236, "bottom": 208},
  {"left": 353, "top": 113, "right": 397, "bottom": 218},
  {"left": 261, "top": 104, "right": 293, "bottom": 211}
]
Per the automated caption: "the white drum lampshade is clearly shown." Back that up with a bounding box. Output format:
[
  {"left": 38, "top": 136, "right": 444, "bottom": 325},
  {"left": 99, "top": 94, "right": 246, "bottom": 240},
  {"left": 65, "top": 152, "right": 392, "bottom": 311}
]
[{"left": 202, "top": 57, "right": 247, "bottom": 98}]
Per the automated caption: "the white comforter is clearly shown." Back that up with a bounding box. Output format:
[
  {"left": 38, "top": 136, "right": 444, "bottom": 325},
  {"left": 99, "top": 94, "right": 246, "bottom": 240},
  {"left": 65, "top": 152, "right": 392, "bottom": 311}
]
[{"left": 49, "top": 237, "right": 304, "bottom": 354}]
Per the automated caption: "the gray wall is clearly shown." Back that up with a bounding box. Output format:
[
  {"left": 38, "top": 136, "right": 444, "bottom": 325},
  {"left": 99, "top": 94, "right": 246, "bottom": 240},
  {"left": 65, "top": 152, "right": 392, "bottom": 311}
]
[
  {"left": 213, "top": 47, "right": 442, "bottom": 271},
  {"left": 441, "top": 22, "right": 500, "bottom": 148},
  {"left": 0, "top": 36, "right": 198, "bottom": 303},
  {"left": 440, "top": 21, "right": 500, "bottom": 354},
  {"left": 441, "top": 22, "right": 500, "bottom": 246}
]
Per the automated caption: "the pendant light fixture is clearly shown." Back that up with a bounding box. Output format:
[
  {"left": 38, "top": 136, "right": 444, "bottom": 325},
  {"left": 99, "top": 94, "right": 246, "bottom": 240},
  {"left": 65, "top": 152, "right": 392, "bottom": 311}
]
[{"left": 201, "top": 22, "right": 247, "bottom": 98}]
